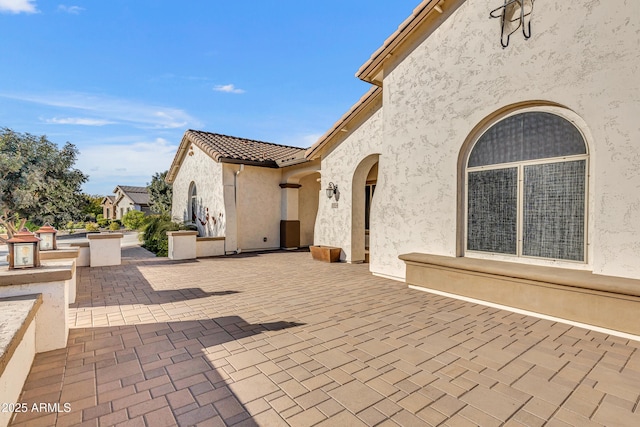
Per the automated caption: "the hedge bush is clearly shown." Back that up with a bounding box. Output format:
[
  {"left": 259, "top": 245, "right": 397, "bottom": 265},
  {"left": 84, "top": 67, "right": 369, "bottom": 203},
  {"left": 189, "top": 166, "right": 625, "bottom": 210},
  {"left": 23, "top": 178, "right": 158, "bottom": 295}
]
[
  {"left": 122, "top": 210, "right": 147, "bottom": 230},
  {"left": 141, "top": 215, "right": 183, "bottom": 256}
]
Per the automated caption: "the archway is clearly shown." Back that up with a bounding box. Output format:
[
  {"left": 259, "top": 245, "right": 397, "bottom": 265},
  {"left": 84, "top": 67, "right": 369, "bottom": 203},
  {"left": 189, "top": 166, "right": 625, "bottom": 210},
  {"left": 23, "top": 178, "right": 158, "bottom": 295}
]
[{"left": 351, "top": 154, "right": 379, "bottom": 263}]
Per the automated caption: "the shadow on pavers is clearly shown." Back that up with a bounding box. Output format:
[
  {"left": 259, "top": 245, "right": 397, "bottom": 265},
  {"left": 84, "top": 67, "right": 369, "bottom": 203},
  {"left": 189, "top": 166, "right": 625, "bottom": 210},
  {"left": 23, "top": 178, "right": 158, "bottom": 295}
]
[{"left": 11, "top": 316, "right": 304, "bottom": 426}]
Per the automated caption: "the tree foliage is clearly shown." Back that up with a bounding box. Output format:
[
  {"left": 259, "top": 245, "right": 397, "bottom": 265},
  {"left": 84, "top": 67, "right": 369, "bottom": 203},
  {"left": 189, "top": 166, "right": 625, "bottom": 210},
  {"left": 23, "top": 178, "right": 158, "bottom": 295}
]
[
  {"left": 0, "top": 128, "right": 88, "bottom": 228},
  {"left": 147, "top": 171, "right": 172, "bottom": 215},
  {"left": 81, "top": 194, "right": 103, "bottom": 221},
  {"left": 122, "top": 210, "right": 146, "bottom": 230}
]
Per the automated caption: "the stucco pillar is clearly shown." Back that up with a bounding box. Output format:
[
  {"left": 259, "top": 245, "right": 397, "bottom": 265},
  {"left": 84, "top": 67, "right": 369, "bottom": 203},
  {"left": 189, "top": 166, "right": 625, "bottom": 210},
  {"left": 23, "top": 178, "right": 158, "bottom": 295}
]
[{"left": 280, "top": 183, "right": 301, "bottom": 249}]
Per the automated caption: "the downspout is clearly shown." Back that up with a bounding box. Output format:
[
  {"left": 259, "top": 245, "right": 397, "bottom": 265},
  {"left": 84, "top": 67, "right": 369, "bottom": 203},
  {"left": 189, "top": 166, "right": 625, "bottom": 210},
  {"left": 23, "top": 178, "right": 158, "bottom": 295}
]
[{"left": 234, "top": 164, "right": 244, "bottom": 254}]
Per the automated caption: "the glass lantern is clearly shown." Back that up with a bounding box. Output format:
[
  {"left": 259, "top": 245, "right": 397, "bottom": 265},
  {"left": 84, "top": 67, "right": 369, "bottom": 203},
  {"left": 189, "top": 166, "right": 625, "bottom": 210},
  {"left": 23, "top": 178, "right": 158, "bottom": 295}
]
[
  {"left": 36, "top": 223, "right": 58, "bottom": 251},
  {"left": 7, "top": 228, "right": 41, "bottom": 269}
]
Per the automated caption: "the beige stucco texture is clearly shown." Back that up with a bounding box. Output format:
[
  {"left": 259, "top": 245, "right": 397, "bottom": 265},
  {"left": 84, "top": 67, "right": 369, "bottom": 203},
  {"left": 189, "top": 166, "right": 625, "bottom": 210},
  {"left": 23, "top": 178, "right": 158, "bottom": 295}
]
[{"left": 317, "top": 0, "right": 640, "bottom": 281}]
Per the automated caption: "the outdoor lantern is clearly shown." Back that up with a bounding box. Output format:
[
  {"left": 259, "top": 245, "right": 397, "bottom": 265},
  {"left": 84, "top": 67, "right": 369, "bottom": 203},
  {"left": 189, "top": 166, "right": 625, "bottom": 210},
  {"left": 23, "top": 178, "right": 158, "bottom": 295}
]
[
  {"left": 326, "top": 182, "right": 338, "bottom": 199},
  {"left": 36, "top": 223, "right": 58, "bottom": 251},
  {"left": 6, "top": 228, "right": 41, "bottom": 270}
]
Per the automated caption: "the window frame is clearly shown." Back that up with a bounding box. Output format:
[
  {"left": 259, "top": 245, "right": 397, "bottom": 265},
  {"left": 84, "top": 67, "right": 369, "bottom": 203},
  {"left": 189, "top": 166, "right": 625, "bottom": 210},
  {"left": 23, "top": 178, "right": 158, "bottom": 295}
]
[{"left": 464, "top": 113, "right": 589, "bottom": 264}]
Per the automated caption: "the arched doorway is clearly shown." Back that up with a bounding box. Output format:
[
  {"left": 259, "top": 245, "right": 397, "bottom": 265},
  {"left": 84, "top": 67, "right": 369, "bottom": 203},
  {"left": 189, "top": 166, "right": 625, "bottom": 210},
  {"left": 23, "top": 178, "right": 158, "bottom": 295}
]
[{"left": 351, "top": 154, "right": 379, "bottom": 263}]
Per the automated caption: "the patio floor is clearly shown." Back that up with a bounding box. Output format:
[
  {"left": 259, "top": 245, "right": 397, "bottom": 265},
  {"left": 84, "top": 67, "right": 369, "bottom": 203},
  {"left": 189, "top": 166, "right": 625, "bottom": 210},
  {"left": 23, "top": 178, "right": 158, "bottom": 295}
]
[{"left": 9, "top": 246, "right": 640, "bottom": 426}]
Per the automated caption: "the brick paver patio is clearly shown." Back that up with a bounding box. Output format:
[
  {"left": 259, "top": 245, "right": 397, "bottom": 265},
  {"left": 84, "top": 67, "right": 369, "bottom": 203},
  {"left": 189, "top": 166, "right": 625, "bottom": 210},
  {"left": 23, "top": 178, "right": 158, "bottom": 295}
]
[{"left": 9, "top": 246, "right": 640, "bottom": 426}]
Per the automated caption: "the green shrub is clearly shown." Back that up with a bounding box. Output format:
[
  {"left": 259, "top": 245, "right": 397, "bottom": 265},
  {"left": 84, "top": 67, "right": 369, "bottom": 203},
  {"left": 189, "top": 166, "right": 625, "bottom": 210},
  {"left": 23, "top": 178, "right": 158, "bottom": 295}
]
[
  {"left": 122, "top": 210, "right": 146, "bottom": 230},
  {"left": 23, "top": 220, "right": 39, "bottom": 232},
  {"left": 109, "top": 221, "right": 121, "bottom": 231},
  {"left": 85, "top": 222, "right": 99, "bottom": 232},
  {"left": 141, "top": 215, "right": 182, "bottom": 256},
  {"left": 97, "top": 217, "right": 108, "bottom": 227}
]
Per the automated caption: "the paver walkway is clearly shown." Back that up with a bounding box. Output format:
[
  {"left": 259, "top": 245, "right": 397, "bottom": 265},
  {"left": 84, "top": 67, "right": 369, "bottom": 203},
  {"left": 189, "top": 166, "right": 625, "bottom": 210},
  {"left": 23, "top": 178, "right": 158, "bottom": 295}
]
[{"left": 9, "top": 247, "right": 640, "bottom": 426}]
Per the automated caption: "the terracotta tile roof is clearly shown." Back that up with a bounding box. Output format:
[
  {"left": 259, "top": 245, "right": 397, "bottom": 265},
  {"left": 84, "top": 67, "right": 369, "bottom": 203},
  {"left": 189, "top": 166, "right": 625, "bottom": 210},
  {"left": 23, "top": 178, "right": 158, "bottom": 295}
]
[{"left": 186, "top": 130, "right": 306, "bottom": 168}]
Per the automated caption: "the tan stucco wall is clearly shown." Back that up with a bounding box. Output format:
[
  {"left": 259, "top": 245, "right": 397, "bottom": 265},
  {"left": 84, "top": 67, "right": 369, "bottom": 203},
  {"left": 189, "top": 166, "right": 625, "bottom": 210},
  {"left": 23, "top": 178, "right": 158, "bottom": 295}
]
[
  {"left": 234, "top": 165, "right": 283, "bottom": 251},
  {"left": 298, "top": 173, "right": 320, "bottom": 247},
  {"left": 314, "top": 104, "right": 384, "bottom": 262},
  {"left": 317, "top": 0, "right": 640, "bottom": 280},
  {"left": 171, "top": 143, "right": 226, "bottom": 238}
]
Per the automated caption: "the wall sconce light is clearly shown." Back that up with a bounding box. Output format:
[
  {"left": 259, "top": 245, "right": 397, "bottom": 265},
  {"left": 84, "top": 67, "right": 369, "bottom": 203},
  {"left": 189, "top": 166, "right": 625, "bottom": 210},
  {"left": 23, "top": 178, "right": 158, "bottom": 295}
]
[
  {"left": 36, "top": 223, "right": 58, "bottom": 251},
  {"left": 6, "top": 228, "right": 41, "bottom": 269},
  {"left": 326, "top": 182, "right": 337, "bottom": 199},
  {"left": 326, "top": 182, "right": 340, "bottom": 201}
]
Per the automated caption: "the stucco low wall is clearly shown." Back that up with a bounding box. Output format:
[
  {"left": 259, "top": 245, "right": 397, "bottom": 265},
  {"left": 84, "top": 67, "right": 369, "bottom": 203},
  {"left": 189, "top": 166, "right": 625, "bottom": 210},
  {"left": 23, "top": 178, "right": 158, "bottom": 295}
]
[
  {"left": 401, "top": 253, "right": 640, "bottom": 335},
  {"left": 41, "top": 249, "right": 79, "bottom": 303},
  {"left": 0, "top": 265, "right": 72, "bottom": 352},
  {"left": 66, "top": 242, "right": 90, "bottom": 267},
  {"left": 196, "top": 237, "right": 225, "bottom": 258},
  {"left": 0, "top": 294, "right": 41, "bottom": 427},
  {"left": 167, "top": 231, "right": 197, "bottom": 260},
  {"left": 88, "top": 233, "right": 123, "bottom": 267}
]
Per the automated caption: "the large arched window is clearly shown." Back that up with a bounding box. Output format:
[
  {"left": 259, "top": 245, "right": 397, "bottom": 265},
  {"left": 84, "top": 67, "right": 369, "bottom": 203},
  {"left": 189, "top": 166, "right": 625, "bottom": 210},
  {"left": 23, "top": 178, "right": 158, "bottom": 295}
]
[
  {"left": 466, "top": 111, "right": 588, "bottom": 261},
  {"left": 188, "top": 182, "right": 197, "bottom": 222}
]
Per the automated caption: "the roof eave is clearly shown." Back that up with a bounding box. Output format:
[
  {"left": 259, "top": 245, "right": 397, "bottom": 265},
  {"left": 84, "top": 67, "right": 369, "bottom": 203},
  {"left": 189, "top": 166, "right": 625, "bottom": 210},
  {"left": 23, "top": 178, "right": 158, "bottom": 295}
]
[
  {"left": 305, "top": 86, "right": 382, "bottom": 161},
  {"left": 356, "top": 0, "right": 451, "bottom": 84}
]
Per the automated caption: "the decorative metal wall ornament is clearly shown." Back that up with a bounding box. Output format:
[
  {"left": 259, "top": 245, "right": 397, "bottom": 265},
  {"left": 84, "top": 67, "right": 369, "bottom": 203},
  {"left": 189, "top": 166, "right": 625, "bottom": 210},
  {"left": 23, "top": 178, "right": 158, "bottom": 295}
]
[{"left": 489, "top": 0, "right": 534, "bottom": 48}]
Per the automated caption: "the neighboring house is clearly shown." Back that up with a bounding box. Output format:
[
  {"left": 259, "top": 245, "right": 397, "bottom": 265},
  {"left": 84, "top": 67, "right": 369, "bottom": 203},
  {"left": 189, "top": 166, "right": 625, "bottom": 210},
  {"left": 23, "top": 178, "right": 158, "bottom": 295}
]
[
  {"left": 105, "top": 186, "right": 152, "bottom": 220},
  {"left": 166, "top": 130, "right": 320, "bottom": 253},
  {"left": 101, "top": 196, "right": 116, "bottom": 220}
]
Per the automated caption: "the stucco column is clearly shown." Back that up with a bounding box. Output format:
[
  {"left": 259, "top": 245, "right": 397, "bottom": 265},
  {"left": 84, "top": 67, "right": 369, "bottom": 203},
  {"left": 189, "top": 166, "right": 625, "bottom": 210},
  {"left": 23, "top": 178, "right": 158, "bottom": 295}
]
[{"left": 280, "top": 183, "right": 301, "bottom": 248}]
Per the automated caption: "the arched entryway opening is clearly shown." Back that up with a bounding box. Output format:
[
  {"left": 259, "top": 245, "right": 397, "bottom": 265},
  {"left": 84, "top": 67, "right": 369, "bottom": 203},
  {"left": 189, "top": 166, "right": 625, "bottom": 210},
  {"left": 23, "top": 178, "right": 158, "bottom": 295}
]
[{"left": 351, "top": 154, "right": 379, "bottom": 263}]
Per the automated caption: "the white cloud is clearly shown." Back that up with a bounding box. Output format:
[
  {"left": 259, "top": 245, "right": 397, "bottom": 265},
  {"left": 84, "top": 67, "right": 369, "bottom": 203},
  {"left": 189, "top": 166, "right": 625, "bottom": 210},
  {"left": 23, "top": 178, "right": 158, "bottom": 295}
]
[
  {"left": 44, "top": 117, "right": 114, "bottom": 126},
  {"left": 77, "top": 138, "right": 178, "bottom": 189},
  {"left": 0, "top": 0, "right": 38, "bottom": 14},
  {"left": 57, "top": 4, "right": 84, "bottom": 14},
  {"left": 213, "top": 84, "right": 245, "bottom": 94},
  {"left": 0, "top": 91, "right": 201, "bottom": 129}
]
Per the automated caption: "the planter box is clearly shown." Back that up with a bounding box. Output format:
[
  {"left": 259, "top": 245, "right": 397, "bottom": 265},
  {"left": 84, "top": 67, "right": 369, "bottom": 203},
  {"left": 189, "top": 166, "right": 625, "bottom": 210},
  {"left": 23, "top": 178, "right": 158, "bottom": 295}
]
[{"left": 310, "top": 246, "right": 341, "bottom": 263}]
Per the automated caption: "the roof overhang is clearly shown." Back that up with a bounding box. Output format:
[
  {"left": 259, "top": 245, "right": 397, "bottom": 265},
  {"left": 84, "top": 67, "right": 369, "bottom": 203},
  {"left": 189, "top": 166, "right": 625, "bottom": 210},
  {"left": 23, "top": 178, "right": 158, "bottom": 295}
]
[
  {"left": 305, "top": 86, "right": 382, "bottom": 161},
  {"left": 357, "top": 0, "right": 459, "bottom": 85},
  {"left": 166, "top": 133, "right": 192, "bottom": 184}
]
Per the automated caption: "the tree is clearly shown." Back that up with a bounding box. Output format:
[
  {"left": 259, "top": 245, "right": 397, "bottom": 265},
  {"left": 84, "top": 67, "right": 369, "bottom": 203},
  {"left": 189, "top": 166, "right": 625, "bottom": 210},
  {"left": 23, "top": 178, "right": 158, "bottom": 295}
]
[
  {"left": 0, "top": 128, "right": 88, "bottom": 228},
  {"left": 147, "top": 171, "right": 172, "bottom": 215},
  {"left": 81, "top": 194, "right": 103, "bottom": 221}
]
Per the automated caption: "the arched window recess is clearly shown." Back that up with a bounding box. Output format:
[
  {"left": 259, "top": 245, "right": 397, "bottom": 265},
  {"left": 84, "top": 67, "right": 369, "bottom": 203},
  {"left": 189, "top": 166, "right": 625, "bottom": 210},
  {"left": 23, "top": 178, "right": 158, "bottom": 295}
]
[{"left": 465, "top": 111, "right": 588, "bottom": 262}]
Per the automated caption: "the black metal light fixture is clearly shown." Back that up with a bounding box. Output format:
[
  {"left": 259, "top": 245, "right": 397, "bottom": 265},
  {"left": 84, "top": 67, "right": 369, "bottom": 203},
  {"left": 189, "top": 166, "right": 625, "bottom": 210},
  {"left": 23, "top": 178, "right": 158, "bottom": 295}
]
[
  {"left": 490, "top": 0, "right": 534, "bottom": 48},
  {"left": 326, "top": 182, "right": 338, "bottom": 199}
]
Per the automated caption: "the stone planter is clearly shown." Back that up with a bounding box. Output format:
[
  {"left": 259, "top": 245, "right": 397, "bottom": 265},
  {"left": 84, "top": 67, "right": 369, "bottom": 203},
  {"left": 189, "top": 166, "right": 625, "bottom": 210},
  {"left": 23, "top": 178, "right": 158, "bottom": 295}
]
[{"left": 310, "top": 246, "right": 341, "bottom": 263}]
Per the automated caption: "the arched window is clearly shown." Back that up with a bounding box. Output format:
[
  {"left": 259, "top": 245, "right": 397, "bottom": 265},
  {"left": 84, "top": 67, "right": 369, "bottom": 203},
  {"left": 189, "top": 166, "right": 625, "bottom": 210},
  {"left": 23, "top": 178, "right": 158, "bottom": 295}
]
[
  {"left": 466, "top": 112, "right": 588, "bottom": 261},
  {"left": 188, "top": 182, "right": 197, "bottom": 222}
]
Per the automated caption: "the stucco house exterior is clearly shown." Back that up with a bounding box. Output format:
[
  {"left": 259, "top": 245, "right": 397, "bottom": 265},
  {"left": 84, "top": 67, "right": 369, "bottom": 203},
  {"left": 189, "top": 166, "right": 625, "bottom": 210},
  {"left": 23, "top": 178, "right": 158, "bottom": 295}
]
[
  {"left": 307, "top": 0, "right": 640, "bottom": 334},
  {"left": 102, "top": 185, "right": 152, "bottom": 220},
  {"left": 167, "top": 130, "right": 320, "bottom": 254},
  {"left": 167, "top": 0, "right": 639, "bottom": 334}
]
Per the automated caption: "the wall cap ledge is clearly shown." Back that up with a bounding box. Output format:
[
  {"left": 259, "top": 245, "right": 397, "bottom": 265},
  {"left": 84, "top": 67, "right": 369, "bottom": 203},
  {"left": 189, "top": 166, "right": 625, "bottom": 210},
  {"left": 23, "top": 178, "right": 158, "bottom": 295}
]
[
  {"left": 87, "top": 233, "right": 124, "bottom": 240},
  {"left": 0, "top": 264, "right": 73, "bottom": 286},
  {"left": 399, "top": 253, "right": 640, "bottom": 298}
]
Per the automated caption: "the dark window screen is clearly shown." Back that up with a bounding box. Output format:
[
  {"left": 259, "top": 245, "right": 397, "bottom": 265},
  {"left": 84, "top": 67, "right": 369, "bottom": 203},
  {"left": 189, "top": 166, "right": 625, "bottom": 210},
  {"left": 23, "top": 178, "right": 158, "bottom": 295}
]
[
  {"left": 468, "top": 112, "right": 586, "bottom": 167},
  {"left": 467, "top": 168, "right": 518, "bottom": 254},
  {"left": 522, "top": 160, "right": 586, "bottom": 261}
]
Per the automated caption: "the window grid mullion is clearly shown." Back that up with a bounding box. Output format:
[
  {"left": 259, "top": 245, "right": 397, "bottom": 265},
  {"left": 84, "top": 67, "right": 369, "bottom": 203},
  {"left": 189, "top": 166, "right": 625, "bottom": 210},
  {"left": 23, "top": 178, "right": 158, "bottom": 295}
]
[{"left": 517, "top": 165, "right": 523, "bottom": 257}]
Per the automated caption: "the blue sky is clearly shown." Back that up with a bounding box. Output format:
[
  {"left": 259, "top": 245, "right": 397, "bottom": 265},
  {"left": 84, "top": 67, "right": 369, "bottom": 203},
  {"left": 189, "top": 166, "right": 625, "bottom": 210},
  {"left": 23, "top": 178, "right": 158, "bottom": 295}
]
[{"left": 1, "top": 0, "right": 418, "bottom": 195}]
